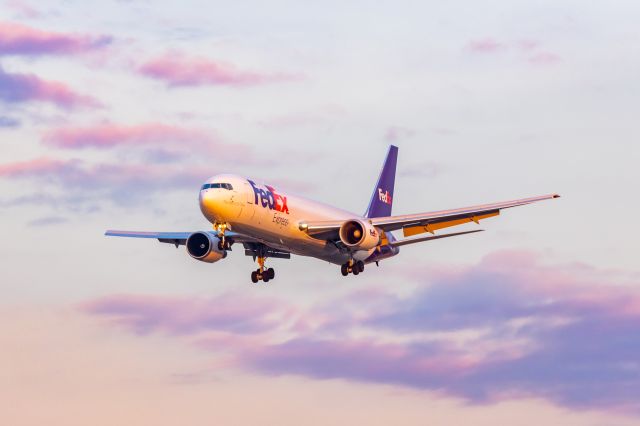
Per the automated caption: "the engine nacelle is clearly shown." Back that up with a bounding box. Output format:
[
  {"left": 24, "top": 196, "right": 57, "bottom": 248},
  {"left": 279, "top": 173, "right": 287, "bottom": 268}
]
[
  {"left": 339, "top": 219, "right": 381, "bottom": 250},
  {"left": 186, "top": 232, "right": 227, "bottom": 263}
]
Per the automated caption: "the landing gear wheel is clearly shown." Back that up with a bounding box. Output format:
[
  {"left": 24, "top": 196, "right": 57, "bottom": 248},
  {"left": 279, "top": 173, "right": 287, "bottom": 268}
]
[
  {"left": 218, "top": 240, "right": 225, "bottom": 251},
  {"left": 357, "top": 260, "right": 365, "bottom": 273},
  {"left": 341, "top": 264, "right": 349, "bottom": 276},
  {"left": 352, "top": 266, "right": 360, "bottom": 275},
  {"left": 251, "top": 271, "right": 259, "bottom": 283},
  {"left": 267, "top": 268, "right": 275, "bottom": 280}
]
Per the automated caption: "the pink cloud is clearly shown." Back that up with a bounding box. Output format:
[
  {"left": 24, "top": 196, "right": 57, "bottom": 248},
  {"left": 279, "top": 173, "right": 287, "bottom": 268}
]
[
  {"left": 529, "top": 52, "right": 561, "bottom": 65},
  {"left": 5, "top": 0, "right": 40, "bottom": 18},
  {"left": 41, "top": 122, "right": 256, "bottom": 166},
  {"left": 0, "top": 157, "right": 207, "bottom": 188},
  {"left": 0, "top": 66, "right": 99, "bottom": 108},
  {"left": 83, "top": 293, "right": 294, "bottom": 335},
  {"left": 43, "top": 123, "right": 215, "bottom": 150},
  {"left": 466, "top": 38, "right": 561, "bottom": 66},
  {"left": 82, "top": 251, "right": 640, "bottom": 411},
  {"left": 518, "top": 39, "right": 541, "bottom": 52},
  {"left": 0, "top": 21, "right": 111, "bottom": 55},
  {"left": 467, "top": 38, "right": 504, "bottom": 53},
  {"left": 384, "top": 126, "right": 415, "bottom": 142},
  {"left": 139, "top": 53, "right": 296, "bottom": 87},
  {"left": 0, "top": 156, "right": 67, "bottom": 176}
]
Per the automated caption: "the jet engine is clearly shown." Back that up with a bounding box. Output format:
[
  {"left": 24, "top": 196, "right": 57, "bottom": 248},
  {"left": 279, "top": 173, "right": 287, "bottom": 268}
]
[
  {"left": 186, "top": 232, "right": 227, "bottom": 263},
  {"left": 339, "top": 219, "right": 381, "bottom": 250}
]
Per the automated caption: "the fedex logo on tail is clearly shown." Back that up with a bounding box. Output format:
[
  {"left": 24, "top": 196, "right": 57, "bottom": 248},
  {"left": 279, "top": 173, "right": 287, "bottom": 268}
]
[
  {"left": 378, "top": 188, "right": 392, "bottom": 205},
  {"left": 248, "top": 180, "right": 289, "bottom": 214}
]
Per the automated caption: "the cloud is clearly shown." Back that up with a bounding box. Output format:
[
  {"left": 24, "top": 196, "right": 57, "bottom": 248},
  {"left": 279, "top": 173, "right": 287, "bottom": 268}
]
[
  {"left": 0, "top": 21, "right": 111, "bottom": 55},
  {"left": 529, "top": 52, "right": 561, "bottom": 65},
  {"left": 43, "top": 123, "right": 218, "bottom": 150},
  {"left": 467, "top": 38, "right": 504, "bottom": 53},
  {"left": 398, "top": 162, "right": 442, "bottom": 179},
  {"left": 0, "top": 66, "right": 98, "bottom": 108},
  {"left": 83, "top": 251, "right": 640, "bottom": 412},
  {"left": 0, "top": 157, "right": 208, "bottom": 189},
  {"left": 466, "top": 38, "right": 561, "bottom": 66},
  {"left": 384, "top": 126, "right": 415, "bottom": 143},
  {"left": 82, "top": 293, "right": 294, "bottom": 336},
  {"left": 0, "top": 156, "right": 215, "bottom": 206},
  {"left": 139, "top": 53, "right": 297, "bottom": 87},
  {"left": 0, "top": 115, "right": 20, "bottom": 127},
  {"left": 41, "top": 122, "right": 255, "bottom": 166},
  {"left": 27, "top": 215, "right": 68, "bottom": 227},
  {"left": 5, "top": 1, "right": 41, "bottom": 19}
]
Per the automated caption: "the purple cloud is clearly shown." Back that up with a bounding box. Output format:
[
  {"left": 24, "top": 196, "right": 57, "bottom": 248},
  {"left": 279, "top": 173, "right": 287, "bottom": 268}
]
[
  {"left": 82, "top": 251, "right": 640, "bottom": 412},
  {"left": 0, "top": 115, "right": 20, "bottom": 128},
  {"left": 0, "top": 66, "right": 99, "bottom": 108},
  {"left": 0, "top": 157, "right": 214, "bottom": 207},
  {"left": 0, "top": 21, "right": 111, "bottom": 55}
]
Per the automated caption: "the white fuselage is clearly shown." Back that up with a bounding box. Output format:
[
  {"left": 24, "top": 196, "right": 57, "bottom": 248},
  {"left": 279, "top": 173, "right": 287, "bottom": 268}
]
[{"left": 198, "top": 174, "right": 378, "bottom": 264}]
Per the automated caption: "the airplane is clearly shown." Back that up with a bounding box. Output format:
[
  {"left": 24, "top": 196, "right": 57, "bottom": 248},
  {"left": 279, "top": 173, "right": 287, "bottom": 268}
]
[{"left": 106, "top": 145, "right": 559, "bottom": 283}]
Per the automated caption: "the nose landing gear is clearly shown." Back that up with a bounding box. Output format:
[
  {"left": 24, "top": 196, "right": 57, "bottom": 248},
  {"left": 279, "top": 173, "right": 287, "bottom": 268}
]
[
  {"left": 341, "top": 260, "right": 365, "bottom": 277},
  {"left": 214, "top": 222, "right": 233, "bottom": 251},
  {"left": 217, "top": 238, "right": 232, "bottom": 251}
]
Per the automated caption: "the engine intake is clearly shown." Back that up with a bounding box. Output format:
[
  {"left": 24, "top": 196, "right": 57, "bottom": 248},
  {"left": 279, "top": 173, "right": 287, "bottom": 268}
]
[
  {"left": 186, "top": 232, "right": 227, "bottom": 263},
  {"left": 339, "top": 219, "right": 380, "bottom": 250}
]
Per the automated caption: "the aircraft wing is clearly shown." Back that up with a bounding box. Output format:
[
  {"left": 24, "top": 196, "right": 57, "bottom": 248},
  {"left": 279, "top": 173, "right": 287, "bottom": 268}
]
[
  {"left": 302, "top": 193, "right": 559, "bottom": 240},
  {"left": 104, "top": 229, "right": 259, "bottom": 246}
]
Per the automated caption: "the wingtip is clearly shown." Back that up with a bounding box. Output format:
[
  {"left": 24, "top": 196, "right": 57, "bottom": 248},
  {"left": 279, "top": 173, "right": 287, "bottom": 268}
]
[{"left": 553, "top": 194, "right": 561, "bottom": 198}]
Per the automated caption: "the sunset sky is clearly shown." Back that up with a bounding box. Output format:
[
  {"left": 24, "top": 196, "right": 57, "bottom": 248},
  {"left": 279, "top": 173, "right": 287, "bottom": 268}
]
[{"left": 2, "top": 1, "right": 640, "bottom": 425}]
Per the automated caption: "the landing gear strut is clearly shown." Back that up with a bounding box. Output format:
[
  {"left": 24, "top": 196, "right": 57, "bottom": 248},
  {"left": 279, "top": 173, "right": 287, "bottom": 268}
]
[
  {"left": 250, "top": 254, "right": 275, "bottom": 283},
  {"left": 217, "top": 237, "right": 232, "bottom": 251},
  {"left": 341, "top": 260, "right": 365, "bottom": 277},
  {"left": 214, "top": 222, "right": 232, "bottom": 251}
]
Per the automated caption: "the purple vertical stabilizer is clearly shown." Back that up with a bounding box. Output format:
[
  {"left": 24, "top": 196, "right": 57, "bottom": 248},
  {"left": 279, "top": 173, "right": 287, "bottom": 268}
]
[{"left": 364, "top": 145, "right": 398, "bottom": 219}]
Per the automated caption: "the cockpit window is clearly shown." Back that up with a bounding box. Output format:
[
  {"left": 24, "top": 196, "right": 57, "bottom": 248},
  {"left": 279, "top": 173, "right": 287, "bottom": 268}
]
[{"left": 201, "top": 183, "right": 233, "bottom": 190}]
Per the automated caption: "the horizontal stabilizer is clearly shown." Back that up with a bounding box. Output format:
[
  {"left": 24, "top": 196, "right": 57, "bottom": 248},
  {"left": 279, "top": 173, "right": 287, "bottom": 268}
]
[{"left": 390, "top": 229, "right": 484, "bottom": 247}]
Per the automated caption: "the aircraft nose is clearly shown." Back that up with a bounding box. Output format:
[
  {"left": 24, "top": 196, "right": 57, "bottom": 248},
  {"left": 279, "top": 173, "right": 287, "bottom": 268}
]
[{"left": 199, "top": 189, "right": 221, "bottom": 217}]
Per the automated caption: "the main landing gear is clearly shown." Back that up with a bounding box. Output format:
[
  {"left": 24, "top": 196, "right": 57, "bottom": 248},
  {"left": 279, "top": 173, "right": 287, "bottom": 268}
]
[
  {"left": 341, "top": 260, "right": 365, "bottom": 277},
  {"left": 250, "top": 255, "right": 275, "bottom": 283}
]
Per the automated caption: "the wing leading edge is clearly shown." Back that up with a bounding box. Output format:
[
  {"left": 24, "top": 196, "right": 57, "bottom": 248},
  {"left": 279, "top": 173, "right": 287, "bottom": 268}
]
[
  {"left": 105, "top": 229, "right": 259, "bottom": 246},
  {"left": 301, "top": 193, "right": 560, "bottom": 241}
]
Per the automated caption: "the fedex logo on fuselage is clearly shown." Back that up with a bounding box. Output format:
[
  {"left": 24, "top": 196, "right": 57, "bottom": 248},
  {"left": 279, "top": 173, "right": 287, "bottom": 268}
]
[
  {"left": 248, "top": 179, "right": 289, "bottom": 214},
  {"left": 378, "top": 188, "right": 392, "bottom": 205}
]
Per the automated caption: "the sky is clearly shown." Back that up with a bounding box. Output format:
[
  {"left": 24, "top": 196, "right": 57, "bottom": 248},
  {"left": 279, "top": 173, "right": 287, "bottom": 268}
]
[{"left": 1, "top": 1, "right": 640, "bottom": 424}]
